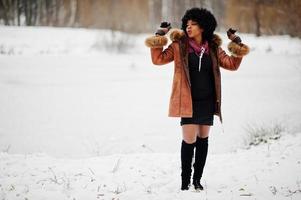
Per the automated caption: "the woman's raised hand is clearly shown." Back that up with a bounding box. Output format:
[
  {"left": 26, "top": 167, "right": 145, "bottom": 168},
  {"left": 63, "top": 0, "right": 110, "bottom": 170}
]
[
  {"left": 227, "top": 28, "right": 242, "bottom": 45},
  {"left": 155, "top": 22, "right": 172, "bottom": 36}
]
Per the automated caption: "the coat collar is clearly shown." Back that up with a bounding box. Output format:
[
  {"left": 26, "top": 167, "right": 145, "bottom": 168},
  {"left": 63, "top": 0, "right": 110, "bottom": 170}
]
[{"left": 169, "top": 28, "right": 222, "bottom": 47}]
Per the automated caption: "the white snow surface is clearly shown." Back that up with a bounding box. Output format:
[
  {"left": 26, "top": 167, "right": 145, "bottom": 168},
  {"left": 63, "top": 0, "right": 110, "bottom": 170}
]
[
  {"left": 0, "top": 133, "right": 300, "bottom": 199},
  {"left": 0, "top": 25, "right": 301, "bottom": 199}
]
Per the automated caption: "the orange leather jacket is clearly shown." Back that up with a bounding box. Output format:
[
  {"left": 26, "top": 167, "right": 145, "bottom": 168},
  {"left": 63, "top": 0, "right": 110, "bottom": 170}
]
[{"left": 145, "top": 29, "right": 249, "bottom": 124}]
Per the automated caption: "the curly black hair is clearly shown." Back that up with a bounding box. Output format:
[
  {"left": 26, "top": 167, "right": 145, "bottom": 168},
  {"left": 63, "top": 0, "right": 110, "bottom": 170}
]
[{"left": 181, "top": 7, "right": 217, "bottom": 42}]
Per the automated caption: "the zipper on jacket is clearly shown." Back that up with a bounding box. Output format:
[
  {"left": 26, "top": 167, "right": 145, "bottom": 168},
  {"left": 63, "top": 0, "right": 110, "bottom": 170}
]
[{"left": 198, "top": 47, "right": 206, "bottom": 71}]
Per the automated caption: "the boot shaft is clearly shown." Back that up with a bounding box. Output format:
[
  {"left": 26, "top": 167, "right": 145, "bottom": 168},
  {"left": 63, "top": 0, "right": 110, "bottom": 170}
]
[
  {"left": 193, "top": 136, "right": 209, "bottom": 181},
  {"left": 180, "top": 140, "right": 195, "bottom": 190}
]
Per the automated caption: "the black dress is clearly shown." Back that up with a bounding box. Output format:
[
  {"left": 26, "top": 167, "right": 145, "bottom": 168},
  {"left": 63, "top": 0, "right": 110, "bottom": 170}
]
[{"left": 180, "top": 51, "right": 216, "bottom": 126}]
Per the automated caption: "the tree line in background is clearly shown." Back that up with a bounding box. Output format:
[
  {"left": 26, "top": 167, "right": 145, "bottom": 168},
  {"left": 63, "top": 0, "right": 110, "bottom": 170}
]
[
  {"left": 227, "top": 0, "right": 301, "bottom": 37},
  {"left": 0, "top": 0, "right": 300, "bottom": 37},
  {"left": 0, "top": 0, "right": 86, "bottom": 27}
]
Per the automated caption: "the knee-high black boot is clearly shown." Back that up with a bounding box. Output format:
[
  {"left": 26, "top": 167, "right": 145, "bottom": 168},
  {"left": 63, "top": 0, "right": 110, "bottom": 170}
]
[
  {"left": 181, "top": 140, "right": 195, "bottom": 190},
  {"left": 192, "top": 136, "right": 208, "bottom": 190}
]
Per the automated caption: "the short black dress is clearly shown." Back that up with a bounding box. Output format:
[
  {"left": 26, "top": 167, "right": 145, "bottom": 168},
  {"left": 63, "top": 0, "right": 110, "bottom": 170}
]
[{"left": 180, "top": 51, "right": 216, "bottom": 126}]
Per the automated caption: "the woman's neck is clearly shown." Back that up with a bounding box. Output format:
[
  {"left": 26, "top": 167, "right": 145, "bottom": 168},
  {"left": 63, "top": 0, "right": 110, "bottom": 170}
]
[{"left": 193, "top": 35, "right": 203, "bottom": 45}]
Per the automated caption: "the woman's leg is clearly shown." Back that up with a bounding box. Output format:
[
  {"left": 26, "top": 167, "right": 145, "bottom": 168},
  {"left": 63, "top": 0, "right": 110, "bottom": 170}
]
[
  {"left": 193, "top": 125, "right": 211, "bottom": 190},
  {"left": 182, "top": 124, "right": 198, "bottom": 144},
  {"left": 180, "top": 125, "right": 198, "bottom": 190},
  {"left": 197, "top": 125, "right": 210, "bottom": 138}
]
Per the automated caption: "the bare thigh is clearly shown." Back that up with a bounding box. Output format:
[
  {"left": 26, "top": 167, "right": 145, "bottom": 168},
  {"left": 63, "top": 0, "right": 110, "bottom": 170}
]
[
  {"left": 181, "top": 124, "right": 198, "bottom": 144},
  {"left": 197, "top": 125, "right": 211, "bottom": 138},
  {"left": 182, "top": 124, "right": 212, "bottom": 143}
]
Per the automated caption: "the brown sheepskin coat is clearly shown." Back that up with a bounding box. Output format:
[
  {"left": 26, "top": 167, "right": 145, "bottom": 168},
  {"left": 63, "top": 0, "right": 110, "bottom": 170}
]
[{"left": 145, "top": 28, "right": 250, "bottom": 124}]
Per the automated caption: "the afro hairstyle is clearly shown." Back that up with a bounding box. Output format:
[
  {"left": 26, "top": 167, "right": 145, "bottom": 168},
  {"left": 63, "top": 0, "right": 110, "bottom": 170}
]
[{"left": 181, "top": 7, "right": 217, "bottom": 43}]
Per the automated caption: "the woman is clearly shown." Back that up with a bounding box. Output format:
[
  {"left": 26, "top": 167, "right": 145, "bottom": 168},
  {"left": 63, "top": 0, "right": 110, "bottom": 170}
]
[{"left": 145, "top": 8, "right": 249, "bottom": 191}]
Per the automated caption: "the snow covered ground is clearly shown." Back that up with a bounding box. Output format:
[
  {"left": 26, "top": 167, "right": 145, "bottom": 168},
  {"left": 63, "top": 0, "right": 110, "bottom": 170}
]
[
  {"left": 1, "top": 132, "right": 300, "bottom": 200},
  {"left": 0, "top": 25, "right": 301, "bottom": 199}
]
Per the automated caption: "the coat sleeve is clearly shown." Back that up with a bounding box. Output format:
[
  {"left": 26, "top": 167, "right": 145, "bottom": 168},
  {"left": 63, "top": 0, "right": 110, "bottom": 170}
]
[
  {"left": 217, "top": 47, "right": 242, "bottom": 71},
  {"left": 150, "top": 44, "right": 174, "bottom": 65},
  {"left": 217, "top": 41, "right": 250, "bottom": 71},
  {"left": 145, "top": 35, "right": 174, "bottom": 66}
]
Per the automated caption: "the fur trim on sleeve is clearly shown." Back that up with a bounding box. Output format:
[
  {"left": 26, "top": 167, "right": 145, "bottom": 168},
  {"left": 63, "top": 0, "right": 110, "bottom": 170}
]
[
  {"left": 169, "top": 28, "right": 185, "bottom": 42},
  {"left": 145, "top": 35, "right": 168, "bottom": 48},
  {"left": 228, "top": 42, "right": 250, "bottom": 57}
]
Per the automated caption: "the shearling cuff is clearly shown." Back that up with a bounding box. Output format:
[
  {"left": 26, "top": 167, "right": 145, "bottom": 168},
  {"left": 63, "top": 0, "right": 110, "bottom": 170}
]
[
  {"left": 145, "top": 35, "right": 168, "bottom": 48},
  {"left": 228, "top": 42, "right": 250, "bottom": 57}
]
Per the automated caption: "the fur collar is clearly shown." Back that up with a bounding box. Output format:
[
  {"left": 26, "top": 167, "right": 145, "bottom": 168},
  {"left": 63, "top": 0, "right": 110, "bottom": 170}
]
[{"left": 169, "top": 28, "right": 222, "bottom": 47}]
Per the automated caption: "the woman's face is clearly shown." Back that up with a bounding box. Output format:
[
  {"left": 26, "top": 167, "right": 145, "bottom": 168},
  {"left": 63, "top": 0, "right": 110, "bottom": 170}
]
[{"left": 186, "top": 19, "right": 203, "bottom": 38}]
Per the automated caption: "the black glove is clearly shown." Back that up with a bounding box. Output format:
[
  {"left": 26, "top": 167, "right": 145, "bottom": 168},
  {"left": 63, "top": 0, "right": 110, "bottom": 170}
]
[
  {"left": 155, "top": 22, "right": 172, "bottom": 36},
  {"left": 227, "top": 28, "right": 242, "bottom": 44}
]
